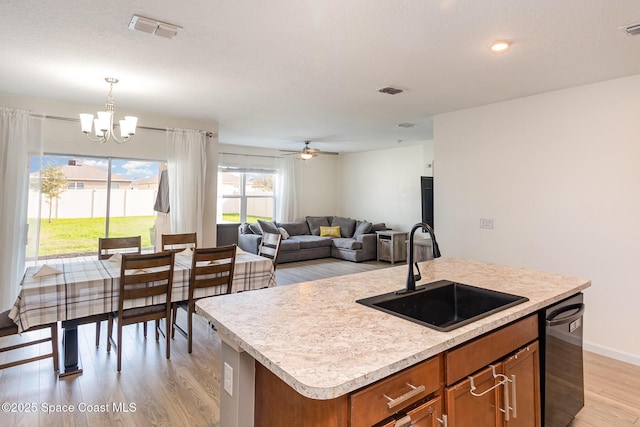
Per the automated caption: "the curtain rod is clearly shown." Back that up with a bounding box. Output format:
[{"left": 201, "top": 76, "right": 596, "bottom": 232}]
[
  {"left": 34, "top": 114, "right": 216, "bottom": 138},
  {"left": 219, "top": 151, "right": 282, "bottom": 159}
]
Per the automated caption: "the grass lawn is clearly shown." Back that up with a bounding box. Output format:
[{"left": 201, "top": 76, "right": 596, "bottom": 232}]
[
  {"left": 32, "top": 216, "right": 155, "bottom": 258},
  {"left": 222, "top": 214, "right": 271, "bottom": 223},
  {"left": 31, "top": 214, "right": 273, "bottom": 258}
]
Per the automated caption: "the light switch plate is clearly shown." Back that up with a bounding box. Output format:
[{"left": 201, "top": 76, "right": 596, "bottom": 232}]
[
  {"left": 480, "top": 218, "right": 494, "bottom": 229},
  {"left": 223, "top": 362, "right": 233, "bottom": 396}
]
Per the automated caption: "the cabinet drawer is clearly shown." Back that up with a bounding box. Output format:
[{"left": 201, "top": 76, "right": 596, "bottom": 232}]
[
  {"left": 445, "top": 315, "right": 538, "bottom": 386},
  {"left": 350, "top": 355, "right": 443, "bottom": 427}
]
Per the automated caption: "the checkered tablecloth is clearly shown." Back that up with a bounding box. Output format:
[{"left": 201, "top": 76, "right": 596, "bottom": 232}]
[{"left": 9, "top": 251, "right": 276, "bottom": 333}]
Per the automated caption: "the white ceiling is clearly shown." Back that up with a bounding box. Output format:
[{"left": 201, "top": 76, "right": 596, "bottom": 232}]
[{"left": 1, "top": 1, "right": 640, "bottom": 153}]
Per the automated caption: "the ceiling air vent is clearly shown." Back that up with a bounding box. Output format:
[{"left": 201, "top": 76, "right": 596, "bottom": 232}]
[
  {"left": 129, "top": 15, "right": 182, "bottom": 39},
  {"left": 378, "top": 86, "right": 404, "bottom": 95},
  {"left": 622, "top": 22, "right": 640, "bottom": 36}
]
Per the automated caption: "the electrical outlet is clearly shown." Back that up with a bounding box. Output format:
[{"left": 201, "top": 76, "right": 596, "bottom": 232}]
[
  {"left": 223, "top": 362, "right": 233, "bottom": 396},
  {"left": 479, "top": 218, "right": 494, "bottom": 229}
]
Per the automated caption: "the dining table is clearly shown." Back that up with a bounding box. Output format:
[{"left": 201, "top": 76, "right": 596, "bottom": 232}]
[{"left": 8, "top": 249, "right": 276, "bottom": 377}]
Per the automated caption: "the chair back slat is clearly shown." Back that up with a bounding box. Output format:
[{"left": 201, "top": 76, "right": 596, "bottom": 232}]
[
  {"left": 258, "top": 232, "right": 282, "bottom": 271},
  {"left": 190, "top": 245, "right": 236, "bottom": 298},
  {"left": 119, "top": 252, "right": 175, "bottom": 313},
  {"left": 98, "top": 236, "right": 141, "bottom": 260},
  {"left": 162, "top": 233, "right": 197, "bottom": 252}
]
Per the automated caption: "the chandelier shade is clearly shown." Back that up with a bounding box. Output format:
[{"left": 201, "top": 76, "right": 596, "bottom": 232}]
[{"left": 80, "top": 78, "right": 138, "bottom": 143}]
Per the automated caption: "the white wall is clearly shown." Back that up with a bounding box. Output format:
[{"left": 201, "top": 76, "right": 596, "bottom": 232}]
[
  {"left": 1, "top": 92, "right": 220, "bottom": 245},
  {"left": 339, "top": 143, "right": 429, "bottom": 231},
  {"left": 434, "top": 73, "right": 640, "bottom": 365},
  {"left": 297, "top": 155, "right": 342, "bottom": 218}
]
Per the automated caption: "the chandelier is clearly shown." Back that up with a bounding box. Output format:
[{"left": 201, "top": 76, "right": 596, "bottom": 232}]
[{"left": 79, "top": 77, "right": 138, "bottom": 144}]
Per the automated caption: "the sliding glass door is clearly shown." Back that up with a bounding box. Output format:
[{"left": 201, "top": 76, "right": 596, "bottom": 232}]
[{"left": 27, "top": 154, "right": 165, "bottom": 261}]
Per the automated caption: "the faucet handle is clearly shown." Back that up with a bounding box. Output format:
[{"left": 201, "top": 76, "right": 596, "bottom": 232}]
[{"left": 413, "top": 262, "right": 422, "bottom": 282}]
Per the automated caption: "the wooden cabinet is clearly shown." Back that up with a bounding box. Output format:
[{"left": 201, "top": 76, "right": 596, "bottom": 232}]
[
  {"left": 380, "top": 396, "right": 443, "bottom": 427},
  {"left": 442, "top": 316, "right": 541, "bottom": 427},
  {"left": 445, "top": 365, "right": 502, "bottom": 427},
  {"left": 503, "top": 342, "right": 541, "bottom": 427},
  {"left": 253, "top": 316, "right": 540, "bottom": 427},
  {"left": 255, "top": 355, "right": 442, "bottom": 427},
  {"left": 444, "top": 342, "right": 540, "bottom": 427},
  {"left": 350, "top": 355, "right": 442, "bottom": 426}
]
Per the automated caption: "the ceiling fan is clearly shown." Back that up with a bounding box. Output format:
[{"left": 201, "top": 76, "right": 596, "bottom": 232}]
[{"left": 281, "top": 140, "right": 340, "bottom": 160}]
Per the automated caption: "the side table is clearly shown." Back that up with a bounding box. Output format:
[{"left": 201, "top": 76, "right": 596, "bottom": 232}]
[
  {"left": 407, "top": 238, "right": 434, "bottom": 262},
  {"left": 376, "top": 230, "right": 408, "bottom": 264}
]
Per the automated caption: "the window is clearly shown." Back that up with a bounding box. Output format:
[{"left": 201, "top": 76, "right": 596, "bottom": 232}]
[
  {"left": 218, "top": 169, "right": 275, "bottom": 223},
  {"left": 67, "top": 182, "right": 84, "bottom": 190},
  {"left": 27, "top": 155, "right": 165, "bottom": 261}
]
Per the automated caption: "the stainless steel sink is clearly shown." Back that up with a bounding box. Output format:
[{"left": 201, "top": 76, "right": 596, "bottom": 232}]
[{"left": 356, "top": 280, "right": 529, "bottom": 332}]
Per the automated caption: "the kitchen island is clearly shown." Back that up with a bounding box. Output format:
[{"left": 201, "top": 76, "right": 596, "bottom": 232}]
[{"left": 196, "top": 257, "right": 590, "bottom": 426}]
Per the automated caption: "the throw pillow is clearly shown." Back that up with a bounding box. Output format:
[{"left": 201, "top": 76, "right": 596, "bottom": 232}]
[
  {"left": 320, "top": 226, "right": 341, "bottom": 238},
  {"left": 278, "top": 227, "right": 290, "bottom": 240},
  {"left": 371, "top": 223, "right": 387, "bottom": 232},
  {"left": 306, "top": 216, "right": 330, "bottom": 236},
  {"left": 279, "top": 221, "right": 310, "bottom": 236},
  {"left": 331, "top": 216, "right": 356, "bottom": 238},
  {"left": 248, "top": 223, "right": 262, "bottom": 235},
  {"left": 353, "top": 221, "right": 373, "bottom": 239},
  {"left": 257, "top": 220, "right": 279, "bottom": 235}
]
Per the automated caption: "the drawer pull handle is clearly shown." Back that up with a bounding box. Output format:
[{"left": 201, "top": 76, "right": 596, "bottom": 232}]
[{"left": 383, "top": 383, "right": 426, "bottom": 409}]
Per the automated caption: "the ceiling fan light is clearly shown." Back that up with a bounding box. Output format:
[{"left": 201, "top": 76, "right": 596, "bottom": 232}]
[{"left": 300, "top": 152, "right": 314, "bottom": 160}]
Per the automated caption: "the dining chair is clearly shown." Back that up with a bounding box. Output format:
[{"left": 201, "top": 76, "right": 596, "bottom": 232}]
[
  {"left": 94, "top": 236, "right": 142, "bottom": 347},
  {"left": 0, "top": 310, "right": 59, "bottom": 372},
  {"left": 161, "top": 232, "right": 197, "bottom": 253},
  {"left": 107, "top": 251, "right": 175, "bottom": 372},
  {"left": 171, "top": 244, "right": 236, "bottom": 353},
  {"left": 258, "top": 232, "right": 282, "bottom": 272}
]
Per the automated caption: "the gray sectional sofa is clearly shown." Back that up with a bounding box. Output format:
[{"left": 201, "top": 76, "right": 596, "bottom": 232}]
[{"left": 238, "top": 216, "right": 386, "bottom": 263}]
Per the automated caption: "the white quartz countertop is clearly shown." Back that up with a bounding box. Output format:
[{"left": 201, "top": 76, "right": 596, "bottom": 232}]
[{"left": 196, "top": 257, "right": 590, "bottom": 400}]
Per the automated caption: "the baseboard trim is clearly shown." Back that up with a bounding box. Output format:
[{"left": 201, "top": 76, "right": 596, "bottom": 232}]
[{"left": 584, "top": 340, "right": 640, "bottom": 366}]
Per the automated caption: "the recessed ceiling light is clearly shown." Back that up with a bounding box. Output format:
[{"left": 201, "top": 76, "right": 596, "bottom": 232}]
[{"left": 489, "top": 40, "right": 511, "bottom": 53}]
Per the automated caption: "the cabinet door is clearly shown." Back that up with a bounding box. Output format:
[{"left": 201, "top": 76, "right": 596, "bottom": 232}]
[
  {"left": 445, "top": 365, "right": 501, "bottom": 427},
  {"left": 503, "top": 341, "right": 541, "bottom": 427},
  {"left": 380, "top": 396, "right": 443, "bottom": 427},
  {"left": 406, "top": 395, "right": 442, "bottom": 427}
]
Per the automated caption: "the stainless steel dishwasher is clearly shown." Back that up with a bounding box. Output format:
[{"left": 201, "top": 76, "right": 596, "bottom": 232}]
[{"left": 540, "top": 293, "right": 585, "bottom": 427}]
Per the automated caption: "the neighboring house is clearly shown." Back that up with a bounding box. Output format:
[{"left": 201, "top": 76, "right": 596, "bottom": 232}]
[
  {"left": 30, "top": 161, "right": 133, "bottom": 190},
  {"left": 219, "top": 171, "right": 241, "bottom": 195},
  {"left": 131, "top": 175, "right": 159, "bottom": 189}
]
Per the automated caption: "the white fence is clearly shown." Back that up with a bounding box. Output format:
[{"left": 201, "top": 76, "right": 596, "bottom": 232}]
[
  {"left": 220, "top": 197, "right": 273, "bottom": 219},
  {"left": 29, "top": 189, "right": 158, "bottom": 219}
]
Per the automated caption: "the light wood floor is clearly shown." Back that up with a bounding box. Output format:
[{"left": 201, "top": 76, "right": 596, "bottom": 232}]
[{"left": 1, "top": 259, "right": 638, "bottom": 426}]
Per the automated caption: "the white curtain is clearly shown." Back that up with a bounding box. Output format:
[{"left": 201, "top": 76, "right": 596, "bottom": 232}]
[
  {"left": 276, "top": 156, "right": 299, "bottom": 222},
  {"left": 166, "top": 128, "right": 207, "bottom": 245},
  {"left": 0, "top": 108, "right": 42, "bottom": 310}
]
